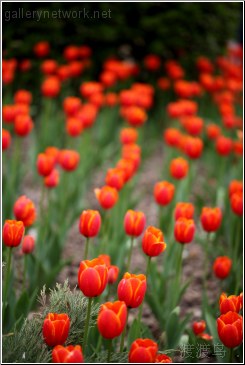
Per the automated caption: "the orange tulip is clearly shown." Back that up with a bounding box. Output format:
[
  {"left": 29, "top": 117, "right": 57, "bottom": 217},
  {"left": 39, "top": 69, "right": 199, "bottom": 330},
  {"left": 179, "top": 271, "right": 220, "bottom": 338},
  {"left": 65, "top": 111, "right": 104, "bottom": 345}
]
[
  {"left": 184, "top": 136, "right": 203, "bottom": 159},
  {"left": 228, "top": 180, "right": 243, "bottom": 198},
  {"left": 44, "top": 169, "right": 60, "bottom": 188},
  {"left": 129, "top": 338, "right": 158, "bottom": 363},
  {"left": 41, "top": 59, "right": 58, "bottom": 75},
  {"left": 79, "top": 210, "right": 101, "bottom": 238},
  {"left": 163, "top": 128, "right": 181, "bottom": 147},
  {"left": 154, "top": 181, "right": 175, "bottom": 206},
  {"left": 206, "top": 123, "right": 221, "bottom": 140},
  {"left": 124, "top": 210, "right": 146, "bottom": 237},
  {"left": 63, "top": 97, "right": 82, "bottom": 116},
  {"left": 142, "top": 226, "right": 166, "bottom": 257},
  {"left": 108, "top": 265, "right": 120, "bottom": 284},
  {"left": 78, "top": 258, "right": 108, "bottom": 297},
  {"left": 95, "top": 186, "right": 118, "bottom": 210},
  {"left": 36, "top": 153, "right": 55, "bottom": 177},
  {"left": 97, "top": 301, "right": 127, "bottom": 339},
  {"left": 52, "top": 345, "right": 84, "bottom": 363},
  {"left": 120, "top": 128, "right": 138, "bottom": 145},
  {"left": 174, "top": 217, "right": 195, "bottom": 244},
  {"left": 216, "top": 136, "right": 233, "bottom": 156},
  {"left": 192, "top": 320, "right": 206, "bottom": 335},
  {"left": 3, "top": 220, "right": 25, "bottom": 247},
  {"left": 219, "top": 293, "right": 243, "bottom": 314},
  {"left": 14, "top": 114, "right": 33, "bottom": 137},
  {"left": 2, "top": 129, "right": 11, "bottom": 151},
  {"left": 14, "top": 90, "right": 32, "bottom": 105},
  {"left": 117, "top": 272, "right": 147, "bottom": 308},
  {"left": 174, "top": 202, "right": 194, "bottom": 220},
  {"left": 66, "top": 117, "right": 83, "bottom": 137},
  {"left": 217, "top": 311, "right": 243, "bottom": 348},
  {"left": 59, "top": 150, "right": 80, "bottom": 171},
  {"left": 230, "top": 191, "right": 243, "bottom": 216},
  {"left": 13, "top": 195, "right": 36, "bottom": 227},
  {"left": 41, "top": 76, "right": 61, "bottom": 98},
  {"left": 155, "top": 354, "right": 173, "bottom": 363},
  {"left": 42, "top": 313, "right": 70, "bottom": 347},
  {"left": 105, "top": 168, "right": 125, "bottom": 191},
  {"left": 170, "top": 157, "right": 189, "bottom": 180},
  {"left": 200, "top": 207, "right": 222, "bottom": 232}
]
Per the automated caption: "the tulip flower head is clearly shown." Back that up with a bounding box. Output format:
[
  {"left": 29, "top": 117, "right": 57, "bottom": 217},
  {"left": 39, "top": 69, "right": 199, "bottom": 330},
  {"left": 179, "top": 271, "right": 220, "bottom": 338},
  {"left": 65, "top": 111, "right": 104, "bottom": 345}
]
[
  {"left": 2, "top": 129, "right": 11, "bottom": 151},
  {"left": 117, "top": 272, "right": 147, "bottom": 308},
  {"left": 3, "top": 220, "right": 25, "bottom": 247},
  {"left": 174, "top": 202, "right": 194, "bottom": 220},
  {"left": 42, "top": 313, "right": 70, "bottom": 347},
  {"left": 142, "top": 226, "right": 167, "bottom": 257},
  {"left": 79, "top": 210, "right": 101, "bottom": 238},
  {"left": 170, "top": 157, "right": 189, "bottom": 179},
  {"left": 59, "top": 150, "right": 80, "bottom": 171},
  {"left": 213, "top": 256, "right": 232, "bottom": 279},
  {"left": 97, "top": 301, "right": 127, "bottom": 339},
  {"left": 154, "top": 181, "right": 175, "bottom": 206},
  {"left": 78, "top": 258, "right": 108, "bottom": 297},
  {"left": 22, "top": 235, "right": 35, "bottom": 254},
  {"left": 192, "top": 320, "right": 206, "bottom": 335},
  {"left": 52, "top": 345, "right": 84, "bottom": 363},
  {"left": 95, "top": 186, "right": 118, "bottom": 210},
  {"left": 129, "top": 338, "right": 158, "bottom": 363},
  {"left": 217, "top": 311, "right": 243, "bottom": 348},
  {"left": 155, "top": 354, "right": 173, "bottom": 363},
  {"left": 174, "top": 217, "right": 195, "bottom": 244},
  {"left": 219, "top": 293, "right": 243, "bottom": 314},
  {"left": 14, "top": 195, "right": 36, "bottom": 227},
  {"left": 124, "top": 210, "right": 146, "bottom": 237},
  {"left": 36, "top": 153, "right": 55, "bottom": 177},
  {"left": 200, "top": 207, "right": 222, "bottom": 232}
]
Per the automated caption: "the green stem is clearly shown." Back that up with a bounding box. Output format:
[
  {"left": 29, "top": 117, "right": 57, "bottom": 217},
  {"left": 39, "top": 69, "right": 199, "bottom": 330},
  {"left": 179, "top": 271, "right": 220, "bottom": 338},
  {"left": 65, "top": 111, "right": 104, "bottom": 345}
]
[
  {"left": 107, "top": 339, "right": 112, "bottom": 362},
  {"left": 96, "top": 334, "right": 103, "bottom": 353},
  {"left": 146, "top": 256, "right": 152, "bottom": 277},
  {"left": 83, "top": 297, "right": 93, "bottom": 349},
  {"left": 84, "top": 237, "right": 90, "bottom": 260},
  {"left": 203, "top": 232, "right": 211, "bottom": 294},
  {"left": 120, "top": 312, "right": 128, "bottom": 352},
  {"left": 3, "top": 247, "right": 13, "bottom": 322},
  {"left": 22, "top": 254, "right": 27, "bottom": 292},
  {"left": 229, "top": 348, "right": 233, "bottom": 363},
  {"left": 126, "top": 236, "right": 134, "bottom": 272}
]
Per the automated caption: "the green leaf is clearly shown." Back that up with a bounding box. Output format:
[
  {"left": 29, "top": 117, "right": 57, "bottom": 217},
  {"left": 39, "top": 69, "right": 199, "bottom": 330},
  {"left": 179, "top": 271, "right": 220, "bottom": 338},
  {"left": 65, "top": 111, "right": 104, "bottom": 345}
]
[
  {"left": 14, "top": 291, "right": 29, "bottom": 321},
  {"left": 127, "top": 318, "right": 139, "bottom": 348}
]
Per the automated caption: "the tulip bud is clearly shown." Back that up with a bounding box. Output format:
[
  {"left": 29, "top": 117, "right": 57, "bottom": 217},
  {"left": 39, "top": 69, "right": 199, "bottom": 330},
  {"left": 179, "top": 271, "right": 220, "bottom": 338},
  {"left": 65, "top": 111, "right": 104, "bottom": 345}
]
[
  {"left": 78, "top": 258, "right": 108, "bottom": 297},
  {"left": 200, "top": 207, "right": 222, "bottom": 232},
  {"left": 14, "top": 195, "right": 36, "bottom": 227},
  {"left": 124, "top": 210, "right": 146, "bottom": 237},
  {"left": 155, "top": 354, "right": 173, "bottom": 363},
  {"left": 97, "top": 301, "right": 127, "bottom": 339},
  {"left": 213, "top": 256, "right": 232, "bottom": 279},
  {"left": 2, "top": 129, "right": 11, "bottom": 151},
  {"left": 129, "top": 338, "right": 158, "bottom": 363},
  {"left": 3, "top": 220, "right": 25, "bottom": 247},
  {"left": 44, "top": 169, "right": 60, "bottom": 188},
  {"left": 192, "top": 320, "right": 206, "bottom": 335},
  {"left": 117, "top": 272, "right": 147, "bottom": 308},
  {"left": 52, "top": 345, "right": 84, "bottom": 363},
  {"left": 42, "top": 313, "right": 70, "bottom": 347},
  {"left": 230, "top": 191, "right": 243, "bottom": 216},
  {"left": 79, "top": 210, "right": 101, "bottom": 237},
  {"left": 154, "top": 181, "right": 175, "bottom": 206},
  {"left": 22, "top": 235, "right": 35, "bottom": 254}
]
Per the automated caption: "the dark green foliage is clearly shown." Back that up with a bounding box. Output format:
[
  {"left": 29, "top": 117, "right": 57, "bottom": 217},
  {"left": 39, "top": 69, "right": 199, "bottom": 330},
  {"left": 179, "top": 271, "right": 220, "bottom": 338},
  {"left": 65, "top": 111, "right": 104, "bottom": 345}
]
[{"left": 2, "top": 280, "right": 100, "bottom": 363}]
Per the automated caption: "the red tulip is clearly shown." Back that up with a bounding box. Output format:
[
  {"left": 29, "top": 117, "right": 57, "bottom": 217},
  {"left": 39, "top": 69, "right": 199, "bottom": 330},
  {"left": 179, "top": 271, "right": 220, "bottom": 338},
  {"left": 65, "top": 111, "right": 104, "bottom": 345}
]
[
  {"left": 2, "top": 129, "right": 11, "bottom": 151},
  {"left": 120, "top": 128, "right": 138, "bottom": 144},
  {"left": 213, "top": 256, "right": 232, "bottom": 279},
  {"left": 14, "top": 195, "right": 36, "bottom": 227},
  {"left": 108, "top": 265, "right": 120, "bottom": 284},
  {"left": 52, "top": 345, "right": 84, "bottom": 363},
  {"left": 219, "top": 293, "right": 243, "bottom": 314},
  {"left": 42, "top": 313, "right": 70, "bottom": 347},
  {"left": 170, "top": 157, "right": 189, "bottom": 179},
  {"left": 129, "top": 338, "right": 158, "bottom": 363},
  {"left": 34, "top": 41, "right": 50, "bottom": 58},
  {"left": 155, "top": 354, "right": 173, "bottom": 363},
  {"left": 36, "top": 153, "right": 55, "bottom": 177},
  {"left": 163, "top": 128, "right": 181, "bottom": 147},
  {"left": 105, "top": 168, "right": 125, "bottom": 191},
  {"left": 14, "top": 90, "right": 32, "bottom": 105},
  {"left": 79, "top": 210, "right": 101, "bottom": 237},
  {"left": 184, "top": 136, "right": 203, "bottom": 159},
  {"left": 142, "top": 226, "right": 167, "bottom": 257},
  {"left": 14, "top": 114, "right": 33, "bottom": 137},
  {"left": 192, "top": 320, "right": 206, "bottom": 335},
  {"left": 154, "top": 181, "right": 175, "bottom": 206},
  {"left": 97, "top": 301, "right": 127, "bottom": 339},
  {"left": 230, "top": 191, "right": 243, "bottom": 216},
  {"left": 59, "top": 150, "right": 80, "bottom": 171},
  {"left": 78, "top": 258, "right": 108, "bottom": 297},
  {"left": 3, "top": 220, "right": 25, "bottom": 247},
  {"left": 174, "top": 202, "right": 194, "bottom": 220},
  {"left": 206, "top": 123, "right": 221, "bottom": 140},
  {"left": 22, "top": 235, "right": 35, "bottom": 254},
  {"left": 216, "top": 136, "right": 233, "bottom": 156},
  {"left": 200, "top": 207, "right": 222, "bottom": 232},
  {"left": 217, "top": 311, "right": 243, "bottom": 348},
  {"left": 63, "top": 97, "right": 82, "bottom": 116},
  {"left": 124, "top": 210, "right": 146, "bottom": 237},
  {"left": 228, "top": 180, "right": 243, "bottom": 198},
  {"left": 44, "top": 169, "right": 60, "bottom": 188},
  {"left": 174, "top": 218, "right": 195, "bottom": 244},
  {"left": 41, "top": 76, "right": 61, "bottom": 98},
  {"left": 95, "top": 186, "right": 118, "bottom": 209},
  {"left": 117, "top": 272, "right": 147, "bottom": 308}
]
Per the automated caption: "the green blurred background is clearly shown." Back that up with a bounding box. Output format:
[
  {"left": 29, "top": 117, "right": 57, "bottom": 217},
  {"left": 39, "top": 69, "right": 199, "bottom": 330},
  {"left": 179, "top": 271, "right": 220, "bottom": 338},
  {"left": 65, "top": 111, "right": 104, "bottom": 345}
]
[{"left": 3, "top": 1, "right": 243, "bottom": 67}]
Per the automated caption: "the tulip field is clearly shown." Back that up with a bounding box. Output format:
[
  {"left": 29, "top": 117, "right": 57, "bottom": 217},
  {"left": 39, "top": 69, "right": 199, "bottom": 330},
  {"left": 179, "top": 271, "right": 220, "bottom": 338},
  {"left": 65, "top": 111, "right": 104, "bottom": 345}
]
[{"left": 1, "top": 4, "right": 244, "bottom": 363}]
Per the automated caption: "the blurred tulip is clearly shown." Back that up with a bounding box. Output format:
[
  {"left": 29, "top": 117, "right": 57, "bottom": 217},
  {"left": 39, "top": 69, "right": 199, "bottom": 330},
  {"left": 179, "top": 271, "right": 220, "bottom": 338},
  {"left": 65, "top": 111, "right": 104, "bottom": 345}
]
[
  {"left": 63, "top": 97, "right": 82, "bottom": 116},
  {"left": 97, "top": 301, "right": 127, "bottom": 339},
  {"left": 44, "top": 169, "right": 60, "bottom": 188},
  {"left": 174, "top": 202, "right": 194, "bottom": 220},
  {"left": 155, "top": 354, "right": 173, "bottom": 363},
  {"left": 108, "top": 265, "right": 120, "bottom": 284},
  {"left": 170, "top": 157, "right": 189, "bottom": 179},
  {"left": 213, "top": 256, "right": 232, "bottom": 279},
  {"left": 79, "top": 210, "right": 101, "bottom": 237},
  {"left": 117, "top": 272, "right": 147, "bottom": 308},
  {"left": 124, "top": 210, "right": 146, "bottom": 237},
  {"left": 95, "top": 186, "right": 118, "bottom": 209},
  {"left": 163, "top": 128, "right": 181, "bottom": 147},
  {"left": 42, "top": 313, "right": 70, "bottom": 347},
  {"left": 120, "top": 128, "right": 138, "bottom": 145},
  {"left": 78, "top": 258, "right": 108, "bottom": 297},
  {"left": 154, "top": 181, "right": 175, "bottom": 206},
  {"left": 129, "top": 338, "right": 158, "bottom": 363},
  {"left": 14, "top": 195, "right": 36, "bottom": 227},
  {"left": 66, "top": 117, "right": 83, "bottom": 137},
  {"left": 14, "top": 90, "right": 32, "bottom": 105},
  {"left": 14, "top": 114, "right": 33, "bottom": 137},
  {"left": 219, "top": 293, "right": 243, "bottom": 314},
  {"left": 41, "top": 76, "right": 61, "bottom": 98},
  {"left": 200, "top": 207, "right": 222, "bottom": 232},
  {"left": 217, "top": 311, "right": 243, "bottom": 348},
  {"left": 52, "top": 345, "right": 84, "bottom": 363},
  {"left": 174, "top": 217, "right": 195, "bottom": 244},
  {"left": 2, "top": 129, "right": 11, "bottom": 151},
  {"left": 192, "top": 320, "right": 206, "bottom": 335},
  {"left": 144, "top": 54, "right": 161, "bottom": 71},
  {"left": 3, "top": 220, "right": 25, "bottom": 247},
  {"left": 36, "top": 153, "right": 55, "bottom": 177},
  {"left": 41, "top": 59, "right": 58, "bottom": 75},
  {"left": 142, "top": 226, "right": 166, "bottom": 257},
  {"left": 206, "top": 123, "right": 221, "bottom": 140},
  {"left": 216, "top": 136, "right": 233, "bottom": 156},
  {"left": 230, "top": 191, "right": 243, "bottom": 216},
  {"left": 184, "top": 136, "right": 203, "bottom": 159},
  {"left": 229, "top": 180, "right": 243, "bottom": 198},
  {"left": 105, "top": 168, "right": 125, "bottom": 191},
  {"left": 59, "top": 150, "right": 80, "bottom": 171},
  {"left": 2, "top": 105, "right": 16, "bottom": 123},
  {"left": 33, "top": 41, "right": 50, "bottom": 57},
  {"left": 22, "top": 235, "right": 35, "bottom": 254}
]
